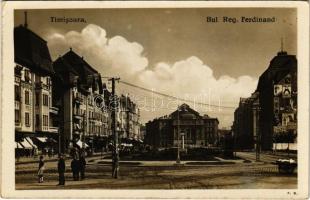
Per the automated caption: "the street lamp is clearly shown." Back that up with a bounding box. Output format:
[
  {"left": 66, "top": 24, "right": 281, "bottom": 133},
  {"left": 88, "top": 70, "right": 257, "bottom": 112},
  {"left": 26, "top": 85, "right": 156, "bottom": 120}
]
[
  {"left": 176, "top": 105, "right": 188, "bottom": 164},
  {"left": 181, "top": 132, "right": 185, "bottom": 150}
]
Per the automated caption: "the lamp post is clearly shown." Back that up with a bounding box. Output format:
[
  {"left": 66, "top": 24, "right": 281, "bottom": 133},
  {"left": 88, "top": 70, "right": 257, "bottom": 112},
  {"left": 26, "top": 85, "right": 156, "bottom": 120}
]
[
  {"left": 181, "top": 132, "right": 185, "bottom": 150},
  {"left": 255, "top": 106, "right": 261, "bottom": 162}
]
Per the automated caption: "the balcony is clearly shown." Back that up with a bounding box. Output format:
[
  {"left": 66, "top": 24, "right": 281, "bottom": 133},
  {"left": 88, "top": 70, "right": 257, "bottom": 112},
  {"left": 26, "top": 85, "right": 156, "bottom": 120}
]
[
  {"left": 49, "top": 106, "right": 59, "bottom": 115},
  {"left": 73, "top": 92, "right": 84, "bottom": 105},
  {"left": 73, "top": 109, "right": 84, "bottom": 120},
  {"left": 35, "top": 82, "right": 49, "bottom": 90}
]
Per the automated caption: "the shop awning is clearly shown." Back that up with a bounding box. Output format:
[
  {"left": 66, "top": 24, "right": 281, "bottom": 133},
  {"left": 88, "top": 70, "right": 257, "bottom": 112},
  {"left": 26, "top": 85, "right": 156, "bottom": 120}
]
[
  {"left": 16, "top": 142, "right": 23, "bottom": 149},
  {"left": 25, "top": 137, "right": 37, "bottom": 148},
  {"left": 76, "top": 140, "right": 89, "bottom": 148},
  {"left": 36, "top": 137, "right": 48, "bottom": 143},
  {"left": 19, "top": 140, "right": 33, "bottom": 149}
]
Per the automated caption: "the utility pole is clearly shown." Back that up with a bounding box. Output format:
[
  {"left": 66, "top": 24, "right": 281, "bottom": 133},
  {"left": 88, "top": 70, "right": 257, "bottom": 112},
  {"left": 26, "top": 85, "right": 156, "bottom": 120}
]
[
  {"left": 110, "top": 77, "right": 120, "bottom": 178},
  {"left": 255, "top": 106, "right": 261, "bottom": 162}
]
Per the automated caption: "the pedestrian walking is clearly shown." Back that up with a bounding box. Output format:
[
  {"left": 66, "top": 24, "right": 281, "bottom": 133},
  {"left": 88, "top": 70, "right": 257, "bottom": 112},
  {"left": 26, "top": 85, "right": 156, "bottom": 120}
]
[
  {"left": 57, "top": 154, "right": 66, "bottom": 186},
  {"left": 71, "top": 157, "right": 80, "bottom": 181},
  {"left": 37, "top": 155, "right": 45, "bottom": 183},
  {"left": 79, "top": 154, "right": 86, "bottom": 180}
]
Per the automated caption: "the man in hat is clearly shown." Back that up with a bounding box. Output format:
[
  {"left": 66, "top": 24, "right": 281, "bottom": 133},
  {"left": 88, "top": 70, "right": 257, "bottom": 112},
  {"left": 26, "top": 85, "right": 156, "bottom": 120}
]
[{"left": 57, "top": 154, "right": 66, "bottom": 185}]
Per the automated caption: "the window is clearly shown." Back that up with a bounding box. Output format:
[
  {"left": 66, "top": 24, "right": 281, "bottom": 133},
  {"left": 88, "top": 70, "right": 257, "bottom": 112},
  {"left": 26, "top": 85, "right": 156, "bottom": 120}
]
[
  {"left": 25, "top": 112, "right": 30, "bottom": 127},
  {"left": 36, "top": 114, "right": 40, "bottom": 127},
  {"left": 15, "top": 85, "right": 21, "bottom": 101},
  {"left": 43, "top": 115, "right": 48, "bottom": 126},
  {"left": 46, "top": 77, "right": 50, "bottom": 86},
  {"left": 15, "top": 109, "right": 20, "bottom": 123},
  {"left": 43, "top": 94, "right": 48, "bottom": 106},
  {"left": 35, "top": 92, "right": 40, "bottom": 106},
  {"left": 24, "top": 70, "right": 30, "bottom": 82},
  {"left": 25, "top": 91, "right": 30, "bottom": 105}
]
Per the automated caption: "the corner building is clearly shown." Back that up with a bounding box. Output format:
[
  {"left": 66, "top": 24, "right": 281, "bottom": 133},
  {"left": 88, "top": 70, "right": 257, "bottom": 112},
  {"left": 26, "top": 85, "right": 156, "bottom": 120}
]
[
  {"left": 14, "top": 24, "right": 59, "bottom": 155},
  {"left": 53, "top": 49, "right": 110, "bottom": 152}
]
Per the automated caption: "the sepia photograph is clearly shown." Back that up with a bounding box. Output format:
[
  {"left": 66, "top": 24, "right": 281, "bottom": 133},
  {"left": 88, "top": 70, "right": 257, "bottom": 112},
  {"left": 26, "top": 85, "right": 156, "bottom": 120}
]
[{"left": 1, "top": 1, "right": 309, "bottom": 199}]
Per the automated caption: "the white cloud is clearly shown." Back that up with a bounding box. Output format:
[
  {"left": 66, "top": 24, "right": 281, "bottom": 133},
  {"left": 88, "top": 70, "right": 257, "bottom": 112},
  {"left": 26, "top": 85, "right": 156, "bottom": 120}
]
[
  {"left": 47, "top": 24, "right": 258, "bottom": 127},
  {"left": 47, "top": 24, "right": 148, "bottom": 79}
]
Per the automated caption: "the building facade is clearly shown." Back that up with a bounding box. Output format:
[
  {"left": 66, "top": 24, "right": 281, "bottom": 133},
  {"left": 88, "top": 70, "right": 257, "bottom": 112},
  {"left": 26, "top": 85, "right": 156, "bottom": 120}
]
[
  {"left": 53, "top": 49, "right": 110, "bottom": 152},
  {"left": 14, "top": 24, "right": 59, "bottom": 154},
  {"left": 256, "top": 50, "right": 297, "bottom": 150},
  {"left": 272, "top": 69, "right": 297, "bottom": 150},
  {"left": 232, "top": 93, "right": 258, "bottom": 150},
  {"left": 117, "top": 95, "right": 141, "bottom": 141},
  {"left": 145, "top": 104, "right": 219, "bottom": 149},
  {"left": 232, "top": 50, "right": 297, "bottom": 151}
]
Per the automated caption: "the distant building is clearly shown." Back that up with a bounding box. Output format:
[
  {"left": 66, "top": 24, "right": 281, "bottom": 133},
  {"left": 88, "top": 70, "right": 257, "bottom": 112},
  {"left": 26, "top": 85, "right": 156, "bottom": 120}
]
[
  {"left": 256, "top": 50, "right": 297, "bottom": 150},
  {"left": 233, "top": 50, "right": 297, "bottom": 151},
  {"left": 218, "top": 129, "right": 234, "bottom": 157},
  {"left": 14, "top": 23, "right": 59, "bottom": 154},
  {"left": 140, "top": 125, "right": 146, "bottom": 141},
  {"left": 53, "top": 49, "right": 109, "bottom": 152},
  {"left": 145, "top": 104, "right": 219, "bottom": 149},
  {"left": 232, "top": 93, "right": 258, "bottom": 150},
  {"left": 117, "top": 95, "right": 141, "bottom": 141}
]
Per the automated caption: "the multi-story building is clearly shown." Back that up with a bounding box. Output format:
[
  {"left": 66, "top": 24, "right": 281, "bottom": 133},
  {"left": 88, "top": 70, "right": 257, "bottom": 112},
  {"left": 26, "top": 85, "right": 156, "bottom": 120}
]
[
  {"left": 256, "top": 50, "right": 297, "bottom": 150},
  {"left": 232, "top": 50, "right": 297, "bottom": 151},
  {"left": 117, "top": 95, "right": 141, "bottom": 141},
  {"left": 272, "top": 69, "right": 297, "bottom": 150},
  {"left": 232, "top": 94, "right": 258, "bottom": 150},
  {"left": 14, "top": 22, "right": 59, "bottom": 154},
  {"left": 53, "top": 49, "right": 109, "bottom": 152},
  {"left": 145, "top": 104, "right": 219, "bottom": 149}
]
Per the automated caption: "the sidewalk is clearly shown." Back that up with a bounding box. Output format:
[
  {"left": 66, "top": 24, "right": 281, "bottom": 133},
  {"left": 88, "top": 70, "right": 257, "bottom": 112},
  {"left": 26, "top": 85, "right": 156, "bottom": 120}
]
[
  {"left": 16, "top": 152, "right": 110, "bottom": 165},
  {"left": 89, "top": 158, "right": 242, "bottom": 167}
]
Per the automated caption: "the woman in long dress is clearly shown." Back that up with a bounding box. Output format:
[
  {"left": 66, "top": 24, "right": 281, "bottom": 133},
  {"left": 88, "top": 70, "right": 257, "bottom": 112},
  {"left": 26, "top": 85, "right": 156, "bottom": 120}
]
[{"left": 37, "top": 155, "right": 45, "bottom": 183}]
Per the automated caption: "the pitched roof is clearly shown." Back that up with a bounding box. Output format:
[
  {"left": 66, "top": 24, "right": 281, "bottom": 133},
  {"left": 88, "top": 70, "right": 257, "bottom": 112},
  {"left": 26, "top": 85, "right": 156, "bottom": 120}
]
[
  {"left": 256, "top": 51, "right": 297, "bottom": 92},
  {"left": 61, "top": 50, "right": 98, "bottom": 78},
  {"left": 53, "top": 49, "right": 103, "bottom": 94},
  {"left": 169, "top": 103, "right": 201, "bottom": 119},
  {"left": 14, "top": 25, "right": 54, "bottom": 75}
]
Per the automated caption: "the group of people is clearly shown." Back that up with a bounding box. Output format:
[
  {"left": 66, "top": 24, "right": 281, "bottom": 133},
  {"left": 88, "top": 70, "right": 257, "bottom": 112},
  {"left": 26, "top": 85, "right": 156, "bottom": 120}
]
[{"left": 37, "top": 148, "right": 87, "bottom": 186}]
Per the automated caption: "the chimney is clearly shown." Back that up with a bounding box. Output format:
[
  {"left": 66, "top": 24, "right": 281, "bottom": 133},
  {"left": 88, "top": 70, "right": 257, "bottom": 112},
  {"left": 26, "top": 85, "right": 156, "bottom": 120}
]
[{"left": 24, "top": 11, "right": 28, "bottom": 28}]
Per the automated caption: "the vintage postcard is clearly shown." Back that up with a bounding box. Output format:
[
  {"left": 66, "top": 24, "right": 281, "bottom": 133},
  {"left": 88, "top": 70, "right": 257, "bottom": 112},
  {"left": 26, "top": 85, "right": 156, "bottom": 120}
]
[{"left": 1, "top": 1, "right": 309, "bottom": 199}]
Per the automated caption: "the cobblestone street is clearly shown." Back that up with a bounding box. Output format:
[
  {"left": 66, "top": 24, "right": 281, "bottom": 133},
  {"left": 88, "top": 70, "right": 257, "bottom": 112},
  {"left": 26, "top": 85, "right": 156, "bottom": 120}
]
[{"left": 16, "top": 154, "right": 297, "bottom": 190}]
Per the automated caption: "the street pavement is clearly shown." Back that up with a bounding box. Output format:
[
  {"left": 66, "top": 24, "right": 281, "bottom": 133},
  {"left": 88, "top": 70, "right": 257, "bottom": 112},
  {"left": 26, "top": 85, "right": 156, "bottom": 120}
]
[
  {"left": 15, "top": 152, "right": 297, "bottom": 190},
  {"left": 236, "top": 151, "right": 297, "bottom": 163}
]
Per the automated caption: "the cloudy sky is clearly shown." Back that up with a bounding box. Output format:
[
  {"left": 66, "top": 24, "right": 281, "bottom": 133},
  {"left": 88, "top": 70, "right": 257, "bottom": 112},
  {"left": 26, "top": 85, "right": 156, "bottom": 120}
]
[{"left": 15, "top": 8, "right": 297, "bottom": 128}]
